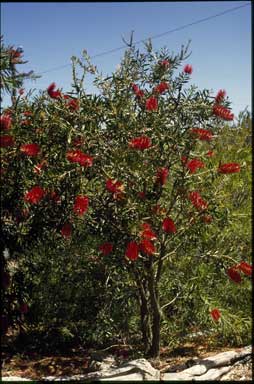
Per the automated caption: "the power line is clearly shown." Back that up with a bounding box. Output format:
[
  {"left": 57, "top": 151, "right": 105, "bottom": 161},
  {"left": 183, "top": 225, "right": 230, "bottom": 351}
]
[{"left": 37, "top": 2, "right": 250, "bottom": 75}]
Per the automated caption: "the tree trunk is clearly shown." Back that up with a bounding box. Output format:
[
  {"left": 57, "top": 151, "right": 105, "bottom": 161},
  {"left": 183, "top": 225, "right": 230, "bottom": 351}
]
[
  {"left": 147, "top": 264, "right": 161, "bottom": 358},
  {"left": 139, "top": 283, "right": 151, "bottom": 353}
]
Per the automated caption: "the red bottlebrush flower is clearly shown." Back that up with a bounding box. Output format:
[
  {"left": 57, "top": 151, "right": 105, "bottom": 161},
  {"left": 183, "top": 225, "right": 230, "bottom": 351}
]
[
  {"left": 154, "top": 82, "right": 169, "bottom": 94},
  {"left": 23, "top": 111, "right": 33, "bottom": 116},
  {"left": 236, "top": 261, "right": 252, "bottom": 276},
  {"left": 190, "top": 128, "right": 213, "bottom": 141},
  {"left": 159, "top": 59, "right": 170, "bottom": 68},
  {"left": 206, "top": 150, "right": 214, "bottom": 157},
  {"left": 18, "top": 88, "right": 25, "bottom": 95},
  {"left": 152, "top": 204, "right": 166, "bottom": 216},
  {"left": 47, "top": 82, "right": 62, "bottom": 99},
  {"left": 184, "top": 64, "right": 193, "bottom": 74},
  {"left": 140, "top": 223, "right": 157, "bottom": 241},
  {"left": 227, "top": 267, "right": 242, "bottom": 283},
  {"left": 1, "top": 315, "right": 9, "bottom": 334},
  {"left": 50, "top": 191, "right": 61, "bottom": 203},
  {"left": 66, "top": 150, "right": 93, "bottom": 167},
  {"left": 156, "top": 167, "right": 169, "bottom": 185},
  {"left": 19, "top": 303, "right": 29, "bottom": 314},
  {"left": 61, "top": 222, "right": 72, "bottom": 239},
  {"left": 1, "top": 272, "right": 11, "bottom": 290},
  {"left": 139, "top": 239, "right": 156, "bottom": 255},
  {"left": 22, "top": 208, "right": 30, "bottom": 218},
  {"left": 99, "top": 242, "right": 113, "bottom": 256},
  {"left": 73, "top": 195, "right": 89, "bottom": 216},
  {"left": 213, "top": 104, "right": 234, "bottom": 121},
  {"left": 215, "top": 89, "right": 226, "bottom": 104},
  {"left": 21, "top": 119, "right": 31, "bottom": 126},
  {"left": 181, "top": 156, "right": 188, "bottom": 164},
  {"left": 0, "top": 135, "right": 15, "bottom": 147},
  {"left": 189, "top": 191, "right": 208, "bottom": 211},
  {"left": 67, "top": 98, "right": 80, "bottom": 111},
  {"left": 24, "top": 186, "right": 45, "bottom": 204},
  {"left": 72, "top": 136, "right": 84, "bottom": 147},
  {"left": 162, "top": 217, "right": 176, "bottom": 234},
  {"left": 125, "top": 241, "right": 139, "bottom": 261},
  {"left": 33, "top": 160, "right": 47, "bottom": 175},
  {"left": 129, "top": 136, "right": 152, "bottom": 150},
  {"left": 210, "top": 308, "right": 221, "bottom": 322},
  {"left": 138, "top": 191, "right": 146, "bottom": 200},
  {"left": 20, "top": 143, "right": 40, "bottom": 157},
  {"left": 201, "top": 214, "right": 213, "bottom": 224},
  {"left": 131, "top": 83, "right": 144, "bottom": 98},
  {"left": 0, "top": 114, "right": 12, "bottom": 131},
  {"left": 218, "top": 163, "right": 240, "bottom": 174},
  {"left": 106, "top": 179, "right": 124, "bottom": 196},
  {"left": 185, "top": 158, "right": 205, "bottom": 174},
  {"left": 145, "top": 97, "right": 158, "bottom": 111}
]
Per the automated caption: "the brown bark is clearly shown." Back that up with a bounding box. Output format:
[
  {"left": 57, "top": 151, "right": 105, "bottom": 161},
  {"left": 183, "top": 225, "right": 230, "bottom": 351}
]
[{"left": 147, "top": 260, "right": 161, "bottom": 358}]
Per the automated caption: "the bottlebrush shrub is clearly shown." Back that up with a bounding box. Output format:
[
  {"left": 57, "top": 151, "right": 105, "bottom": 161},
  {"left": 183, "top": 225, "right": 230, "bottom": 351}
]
[{"left": 1, "top": 41, "right": 251, "bottom": 355}]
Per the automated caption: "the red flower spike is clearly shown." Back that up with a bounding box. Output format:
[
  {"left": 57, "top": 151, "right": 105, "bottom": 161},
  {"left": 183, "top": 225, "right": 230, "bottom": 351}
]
[
  {"left": 61, "top": 223, "right": 72, "bottom": 239},
  {"left": 19, "top": 303, "right": 29, "bottom": 314},
  {"left": 0, "top": 114, "right": 12, "bottom": 131},
  {"left": 189, "top": 191, "right": 208, "bottom": 211},
  {"left": 185, "top": 158, "right": 205, "bottom": 174},
  {"left": 153, "top": 82, "right": 169, "bottom": 94},
  {"left": 236, "top": 261, "right": 252, "bottom": 276},
  {"left": 0, "top": 135, "right": 15, "bottom": 147},
  {"left": 162, "top": 217, "right": 176, "bottom": 234},
  {"left": 213, "top": 104, "right": 234, "bottom": 121},
  {"left": 67, "top": 98, "right": 80, "bottom": 111},
  {"left": 23, "top": 111, "right": 33, "bottom": 116},
  {"left": 159, "top": 59, "right": 170, "bottom": 68},
  {"left": 106, "top": 179, "right": 124, "bottom": 196},
  {"left": 201, "top": 215, "right": 213, "bottom": 224},
  {"left": 184, "top": 64, "right": 193, "bottom": 74},
  {"left": 139, "top": 239, "right": 156, "bottom": 255},
  {"left": 18, "top": 88, "right": 25, "bottom": 95},
  {"left": 125, "top": 241, "right": 139, "bottom": 261},
  {"left": 72, "top": 136, "right": 84, "bottom": 147},
  {"left": 156, "top": 167, "right": 169, "bottom": 185},
  {"left": 131, "top": 83, "right": 144, "bottom": 98},
  {"left": 190, "top": 128, "right": 213, "bottom": 141},
  {"left": 33, "top": 160, "right": 47, "bottom": 175},
  {"left": 20, "top": 143, "right": 40, "bottom": 157},
  {"left": 73, "top": 195, "right": 89, "bottom": 216},
  {"left": 206, "top": 150, "right": 214, "bottom": 157},
  {"left": 215, "top": 89, "right": 226, "bottom": 104},
  {"left": 218, "top": 163, "right": 240, "bottom": 174},
  {"left": 2, "top": 272, "right": 11, "bottom": 289},
  {"left": 24, "top": 186, "right": 45, "bottom": 204},
  {"left": 145, "top": 97, "right": 158, "bottom": 111},
  {"left": 152, "top": 204, "right": 166, "bottom": 215},
  {"left": 227, "top": 267, "right": 242, "bottom": 283},
  {"left": 99, "top": 242, "right": 113, "bottom": 256},
  {"left": 129, "top": 136, "right": 152, "bottom": 150},
  {"left": 140, "top": 223, "right": 157, "bottom": 241},
  {"left": 138, "top": 191, "right": 146, "bottom": 200},
  {"left": 50, "top": 191, "right": 61, "bottom": 203},
  {"left": 210, "top": 308, "right": 221, "bottom": 322},
  {"left": 47, "top": 82, "right": 62, "bottom": 99},
  {"left": 66, "top": 150, "right": 93, "bottom": 167}
]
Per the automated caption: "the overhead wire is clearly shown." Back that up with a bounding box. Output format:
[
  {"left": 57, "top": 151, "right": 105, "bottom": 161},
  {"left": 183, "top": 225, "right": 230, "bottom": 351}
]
[{"left": 37, "top": 2, "right": 250, "bottom": 76}]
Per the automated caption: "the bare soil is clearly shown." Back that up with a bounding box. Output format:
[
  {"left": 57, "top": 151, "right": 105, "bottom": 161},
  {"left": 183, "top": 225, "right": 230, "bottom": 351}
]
[{"left": 2, "top": 338, "right": 252, "bottom": 381}]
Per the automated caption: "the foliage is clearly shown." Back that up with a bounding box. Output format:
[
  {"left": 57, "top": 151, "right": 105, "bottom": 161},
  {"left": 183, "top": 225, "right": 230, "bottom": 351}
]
[
  {"left": 1, "top": 39, "right": 252, "bottom": 357},
  {"left": 0, "top": 36, "right": 39, "bottom": 101}
]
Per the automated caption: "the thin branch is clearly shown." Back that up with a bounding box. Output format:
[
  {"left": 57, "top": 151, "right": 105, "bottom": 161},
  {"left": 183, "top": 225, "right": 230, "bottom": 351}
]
[{"left": 161, "top": 291, "right": 181, "bottom": 310}]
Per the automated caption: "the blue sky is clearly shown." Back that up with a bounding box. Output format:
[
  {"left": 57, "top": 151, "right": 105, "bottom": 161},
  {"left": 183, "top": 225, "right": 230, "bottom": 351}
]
[{"left": 1, "top": 1, "right": 251, "bottom": 117}]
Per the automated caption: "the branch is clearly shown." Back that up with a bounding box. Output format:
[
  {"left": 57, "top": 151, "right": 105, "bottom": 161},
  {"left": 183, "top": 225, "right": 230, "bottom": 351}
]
[{"left": 161, "top": 291, "right": 181, "bottom": 310}]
